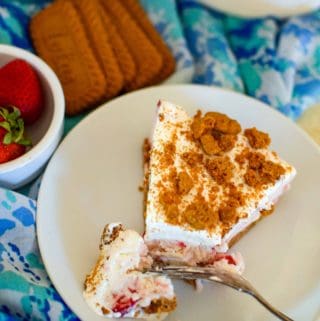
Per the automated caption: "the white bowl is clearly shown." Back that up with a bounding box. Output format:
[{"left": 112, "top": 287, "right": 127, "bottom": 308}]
[
  {"left": 197, "top": 0, "right": 320, "bottom": 17},
  {"left": 0, "top": 44, "right": 65, "bottom": 189}
]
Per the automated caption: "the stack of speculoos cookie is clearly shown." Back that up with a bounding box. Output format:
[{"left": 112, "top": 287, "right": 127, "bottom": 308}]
[{"left": 30, "top": 0, "right": 176, "bottom": 115}]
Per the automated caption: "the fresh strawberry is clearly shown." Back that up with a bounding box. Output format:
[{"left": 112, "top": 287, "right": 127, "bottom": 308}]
[
  {"left": 0, "top": 59, "right": 44, "bottom": 124},
  {"left": 0, "top": 143, "right": 26, "bottom": 164},
  {"left": 0, "top": 107, "right": 31, "bottom": 164}
]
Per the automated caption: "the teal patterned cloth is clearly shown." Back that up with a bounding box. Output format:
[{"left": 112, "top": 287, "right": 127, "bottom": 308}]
[
  {"left": 142, "top": 0, "right": 320, "bottom": 119},
  {"left": 1, "top": 0, "right": 320, "bottom": 320},
  {"left": 0, "top": 188, "right": 77, "bottom": 321}
]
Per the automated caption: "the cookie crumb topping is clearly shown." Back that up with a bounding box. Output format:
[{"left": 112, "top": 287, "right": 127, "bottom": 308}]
[
  {"left": 143, "top": 297, "right": 177, "bottom": 314},
  {"left": 147, "top": 107, "right": 288, "bottom": 234},
  {"left": 244, "top": 127, "right": 270, "bottom": 149},
  {"left": 177, "top": 171, "right": 193, "bottom": 194}
]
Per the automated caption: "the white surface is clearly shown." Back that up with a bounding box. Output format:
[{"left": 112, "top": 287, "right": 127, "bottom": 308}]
[
  {"left": 0, "top": 45, "right": 64, "bottom": 189},
  {"left": 197, "top": 0, "right": 320, "bottom": 17},
  {"left": 37, "top": 85, "right": 320, "bottom": 321}
]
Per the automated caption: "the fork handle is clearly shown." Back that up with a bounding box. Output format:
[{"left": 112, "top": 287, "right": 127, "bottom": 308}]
[{"left": 253, "top": 291, "right": 294, "bottom": 321}]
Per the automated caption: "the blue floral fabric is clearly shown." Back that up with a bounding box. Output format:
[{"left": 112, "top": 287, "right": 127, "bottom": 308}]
[
  {"left": 0, "top": 0, "right": 50, "bottom": 51},
  {"left": 0, "top": 188, "right": 78, "bottom": 321},
  {"left": 141, "top": 0, "right": 320, "bottom": 120},
  {"left": 179, "top": 2, "right": 244, "bottom": 91},
  {"left": 0, "top": 0, "right": 320, "bottom": 320},
  {"left": 140, "top": 0, "right": 195, "bottom": 82}
]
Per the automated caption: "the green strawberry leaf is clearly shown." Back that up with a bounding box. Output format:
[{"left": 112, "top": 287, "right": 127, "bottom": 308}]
[
  {"left": 0, "top": 121, "right": 11, "bottom": 132},
  {"left": 18, "top": 138, "right": 32, "bottom": 146},
  {"left": 7, "top": 118, "right": 15, "bottom": 128},
  {"left": 17, "top": 118, "right": 24, "bottom": 128},
  {"left": 0, "top": 106, "right": 32, "bottom": 147},
  {"left": 0, "top": 108, "right": 9, "bottom": 119},
  {"left": 15, "top": 118, "right": 24, "bottom": 140},
  {"left": 3, "top": 132, "right": 12, "bottom": 145},
  {"left": 12, "top": 106, "right": 21, "bottom": 117},
  {"left": 14, "top": 130, "right": 23, "bottom": 143}
]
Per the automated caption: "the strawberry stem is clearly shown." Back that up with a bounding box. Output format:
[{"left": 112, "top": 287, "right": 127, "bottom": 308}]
[{"left": 0, "top": 107, "right": 32, "bottom": 146}]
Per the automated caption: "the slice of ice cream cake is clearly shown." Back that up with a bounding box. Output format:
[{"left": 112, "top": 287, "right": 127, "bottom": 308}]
[
  {"left": 84, "top": 223, "right": 176, "bottom": 320},
  {"left": 143, "top": 100, "right": 296, "bottom": 266}
]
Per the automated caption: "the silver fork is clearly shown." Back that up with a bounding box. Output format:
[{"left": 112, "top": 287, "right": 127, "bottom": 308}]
[{"left": 149, "top": 265, "right": 294, "bottom": 321}]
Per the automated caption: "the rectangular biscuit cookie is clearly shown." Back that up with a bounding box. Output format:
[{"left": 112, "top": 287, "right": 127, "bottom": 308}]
[
  {"left": 71, "top": 0, "right": 124, "bottom": 99},
  {"left": 30, "top": 0, "right": 107, "bottom": 115},
  {"left": 99, "top": 5, "right": 136, "bottom": 88},
  {"left": 120, "top": 0, "right": 176, "bottom": 84},
  {"left": 100, "top": 0, "right": 163, "bottom": 91}
]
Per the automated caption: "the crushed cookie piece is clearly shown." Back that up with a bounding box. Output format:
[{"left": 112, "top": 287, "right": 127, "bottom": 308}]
[
  {"left": 177, "top": 171, "right": 193, "bottom": 194},
  {"left": 204, "top": 112, "right": 241, "bottom": 134},
  {"left": 219, "top": 206, "right": 237, "bottom": 226},
  {"left": 244, "top": 169, "right": 261, "bottom": 187},
  {"left": 182, "top": 151, "right": 203, "bottom": 166},
  {"left": 261, "top": 160, "right": 285, "bottom": 182},
  {"left": 261, "top": 205, "right": 275, "bottom": 216},
  {"left": 84, "top": 255, "right": 105, "bottom": 293},
  {"left": 158, "top": 113, "right": 164, "bottom": 122},
  {"left": 235, "top": 148, "right": 249, "bottom": 166},
  {"left": 167, "top": 168, "right": 177, "bottom": 183},
  {"left": 142, "top": 139, "right": 151, "bottom": 218},
  {"left": 181, "top": 129, "right": 194, "bottom": 142},
  {"left": 159, "top": 190, "right": 175, "bottom": 205},
  {"left": 244, "top": 159, "right": 285, "bottom": 188},
  {"left": 217, "top": 133, "right": 237, "bottom": 152},
  {"left": 192, "top": 111, "right": 219, "bottom": 139},
  {"left": 202, "top": 112, "right": 217, "bottom": 129},
  {"left": 134, "top": 311, "right": 140, "bottom": 318},
  {"left": 165, "top": 204, "right": 180, "bottom": 225},
  {"left": 158, "top": 142, "right": 176, "bottom": 167},
  {"left": 200, "top": 134, "right": 221, "bottom": 155},
  {"left": 183, "top": 198, "right": 219, "bottom": 230},
  {"left": 205, "top": 156, "right": 235, "bottom": 185},
  {"left": 192, "top": 111, "right": 240, "bottom": 155},
  {"left": 235, "top": 149, "right": 286, "bottom": 188},
  {"left": 192, "top": 110, "right": 205, "bottom": 139},
  {"left": 244, "top": 127, "right": 270, "bottom": 149},
  {"left": 143, "top": 139, "right": 151, "bottom": 165},
  {"left": 209, "top": 186, "right": 219, "bottom": 201},
  {"left": 158, "top": 175, "right": 181, "bottom": 225},
  {"left": 143, "top": 297, "right": 177, "bottom": 314},
  {"left": 101, "top": 307, "right": 110, "bottom": 315},
  {"left": 227, "top": 119, "right": 242, "bottom": 135},
  {"left": 247, "top": 152, "right": 265, "bottom": 169},
  {"left": 226, "top": 184, "right": 246, "bottom": 207},
  {"left": 100, "top": 224, "right": 124, "bottom": 249}
]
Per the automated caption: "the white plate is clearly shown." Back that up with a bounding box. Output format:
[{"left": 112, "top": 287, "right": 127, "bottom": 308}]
[
  {"left": 37, "top": 85, "right": 320, "bottom": 321},
  {"left": 197, "top": 0, "right": 320, "bottom": 17}
]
